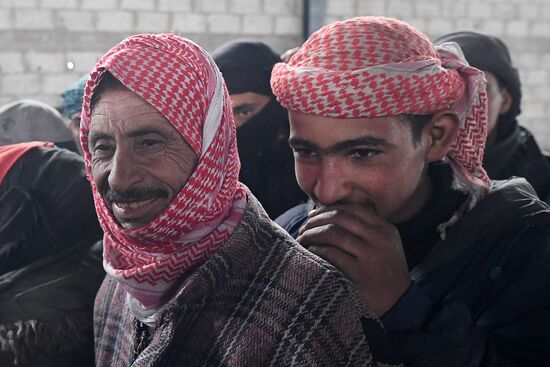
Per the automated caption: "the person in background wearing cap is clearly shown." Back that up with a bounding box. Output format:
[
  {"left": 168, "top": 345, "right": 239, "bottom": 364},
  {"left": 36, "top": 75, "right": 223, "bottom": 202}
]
[
  {"left": 59, "top": 74, "right": 88, "bottom": 155},
  {"left": 436, "top": 31, "right": 550, "bottom": 203},
  {"left": 84, "top": 33, "right": 387, "bottom": 366},
  {"left": 0, "top": 99, "right": 78, "bottom": 151},
  {"left": 212, "top": 40, "right": 307, "bottom": 218},
  {"left": 272, "top": 16, "right": 550, "bottom": 365}
]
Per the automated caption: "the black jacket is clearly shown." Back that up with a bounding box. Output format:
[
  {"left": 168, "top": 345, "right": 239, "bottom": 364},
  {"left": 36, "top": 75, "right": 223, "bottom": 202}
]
[
  {"left": 0, "top": 146, "right": 104, "bottom": 367},
  {"left": 276, "top": 177, "right": 550, "bottom": 366},
  {"left": 484, "top": 124, "right": 550, "bottom": 203}
]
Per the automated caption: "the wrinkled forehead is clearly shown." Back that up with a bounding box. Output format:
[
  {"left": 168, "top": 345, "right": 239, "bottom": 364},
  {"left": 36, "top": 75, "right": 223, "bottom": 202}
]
[
  {"left": 82, "top": 50, "right": 210, "bottom": 156},
  {"left": 89, "top": 86, "right": 172, "bottom": 129},
  {"left": 83, "top": 71, "right": 186, "bottom": 147}
]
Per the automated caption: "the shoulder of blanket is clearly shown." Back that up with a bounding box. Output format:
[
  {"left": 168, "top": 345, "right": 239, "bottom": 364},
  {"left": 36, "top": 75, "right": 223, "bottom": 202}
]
[
  {"left": 93, "top": 274, "right": 126, "bottom": 322},
  {"left": 246, "top": 211, "right": 373, "bottom": 317},
  {"left": 289, "top": 236, "right": 375, "bottom": 315}
]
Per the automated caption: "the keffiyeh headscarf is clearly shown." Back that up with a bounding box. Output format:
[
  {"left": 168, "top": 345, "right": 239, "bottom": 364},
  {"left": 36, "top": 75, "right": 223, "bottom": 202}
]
[
  {"left": 271, "top": 16, "right": 490, "bottom": 209},
  {"left": 80, "top": 34, "right": 246, "bottom": 320}
]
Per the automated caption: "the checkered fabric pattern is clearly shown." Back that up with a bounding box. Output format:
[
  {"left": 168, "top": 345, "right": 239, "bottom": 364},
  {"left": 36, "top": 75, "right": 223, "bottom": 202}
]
[
  {"left": 271, "top": 16, "right": 490, "bottom": 207},
  {"left": 80, "top": 33, "right": 246, "bottom": 313}
]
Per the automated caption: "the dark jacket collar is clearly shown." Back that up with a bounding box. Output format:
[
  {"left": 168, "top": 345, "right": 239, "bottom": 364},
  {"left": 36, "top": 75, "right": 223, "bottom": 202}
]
[
  {"left": 483, "top": 120, "right": 521, "bottom": 178},
  {"left": 397, "top": 163, "right": 465, "bottom": 269}
]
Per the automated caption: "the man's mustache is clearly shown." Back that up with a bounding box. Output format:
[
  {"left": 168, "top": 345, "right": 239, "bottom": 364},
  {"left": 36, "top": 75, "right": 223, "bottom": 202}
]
[{"left": 103, "top": 187, "right": 168, "bottom": 205}]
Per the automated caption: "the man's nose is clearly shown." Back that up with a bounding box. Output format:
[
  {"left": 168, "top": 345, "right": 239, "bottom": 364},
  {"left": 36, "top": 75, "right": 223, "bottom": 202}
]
[
  {"left": 107, "top": 147, "right": 143, "bottom": 192},
  {"left": 313, "top": 158, "right": 352, "bottom": 205}
]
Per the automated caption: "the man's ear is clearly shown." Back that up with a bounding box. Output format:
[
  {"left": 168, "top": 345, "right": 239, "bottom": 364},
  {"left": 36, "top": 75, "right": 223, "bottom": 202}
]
[
  {"left": 424, "top": 110, "right": 459, "bottom": 162},
  {"left": 499, "top": 87, "right": 513, "bottom": 115}
]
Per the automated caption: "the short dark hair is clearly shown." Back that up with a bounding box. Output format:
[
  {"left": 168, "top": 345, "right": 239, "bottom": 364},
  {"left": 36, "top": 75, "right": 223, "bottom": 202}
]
[
  {"left": 397, "top": 114, "right": 433, "bottom": 147},
  {"left": 90, "top": 72, "right": 126, "bottom": 113}
]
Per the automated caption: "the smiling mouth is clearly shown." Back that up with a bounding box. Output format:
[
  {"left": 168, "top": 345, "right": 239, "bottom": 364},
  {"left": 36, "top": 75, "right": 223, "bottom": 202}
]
[{"left": 114, "top": 198, "right": 156, "bottom": 210}]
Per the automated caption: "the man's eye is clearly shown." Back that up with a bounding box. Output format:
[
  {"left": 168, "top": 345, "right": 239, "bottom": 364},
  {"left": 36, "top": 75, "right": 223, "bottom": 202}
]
[
  {"left": 142, "top": 139, "right": 161, "bottom": 147},
  {"left": 91, "top": 144, "right": 113, "bottom": 157},
  {"left": 138, "top": 138, "right": 166, "bottom": 153},
  {"left": 236, "top": 109, "right": 252, "bottom": 117},
  {"left": 348, "top": 149, "right": 380, "bottom": 161}
]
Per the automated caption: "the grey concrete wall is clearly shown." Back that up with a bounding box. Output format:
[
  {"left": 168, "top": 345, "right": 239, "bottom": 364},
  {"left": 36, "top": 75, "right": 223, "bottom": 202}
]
[
  {"left": 1, "top": 0, "right": 549, "bottom": 149},
  {"left": 0, "top": 0, "right": 303, "bottom": 108}
]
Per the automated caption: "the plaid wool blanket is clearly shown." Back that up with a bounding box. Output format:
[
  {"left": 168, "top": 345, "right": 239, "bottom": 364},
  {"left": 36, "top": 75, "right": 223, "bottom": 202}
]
[{"left": 94, "top": 194, "right": 393, "bottom": 366}]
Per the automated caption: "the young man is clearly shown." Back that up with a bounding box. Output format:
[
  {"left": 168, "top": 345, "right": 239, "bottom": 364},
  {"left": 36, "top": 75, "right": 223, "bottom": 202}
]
[
  {"left": 82, "top": 33, "right": 387, "bottom": 366},
  {"left": 272, "top": 17, "right": 550, "bottom": 365},
  {"left": 212, "top": 40, "right": 307, "bottom": 218},
  {"left": 436, "top": 31, "right": 550, "bottom": 203}
]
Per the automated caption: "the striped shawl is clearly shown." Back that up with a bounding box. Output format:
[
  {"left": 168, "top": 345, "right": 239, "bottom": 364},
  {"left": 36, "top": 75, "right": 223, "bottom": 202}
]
[{"left": 94, "top": 193, "right": 392, "bottom": 366}]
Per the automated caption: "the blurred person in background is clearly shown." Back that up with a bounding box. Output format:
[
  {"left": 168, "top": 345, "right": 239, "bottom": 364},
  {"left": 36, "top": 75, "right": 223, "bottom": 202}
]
[
  {"left": 212, "top": 40, "right": 307, "bottom": 218},
  {"left": 59, "top": 74, "right": 88, "bottom": 155},
  {"left": 0, "top": 141, "right": 104, "bottom": 367},
  {"left": 436, "top": 31, "right": 550, "bottom": 202},
  {"left": 0, "top": 99, "right": 79, "bottom": 153}
]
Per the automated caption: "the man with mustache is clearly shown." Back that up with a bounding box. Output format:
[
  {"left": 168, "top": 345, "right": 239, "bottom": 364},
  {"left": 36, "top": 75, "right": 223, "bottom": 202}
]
[
  {"left": 82, "top": 34, "right": 389, "bottom": 366},
  {"left": 272, "top": 17, "right": 550, "bottom": 365}
]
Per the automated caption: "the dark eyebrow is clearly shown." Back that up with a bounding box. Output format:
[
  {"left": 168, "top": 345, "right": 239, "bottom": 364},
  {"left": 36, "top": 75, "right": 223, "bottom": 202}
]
[
  {"left": 330, "top": 136, "right": 391, "bottom": 152},
  {"left": 288, "top": 137, "right": 319, "bottom": 150},
  {"left": 88, "top": 132, "right": 111, "bottom": 146},
  {"left": 289, "top": 135, "right": 392, "bottom": 154}
]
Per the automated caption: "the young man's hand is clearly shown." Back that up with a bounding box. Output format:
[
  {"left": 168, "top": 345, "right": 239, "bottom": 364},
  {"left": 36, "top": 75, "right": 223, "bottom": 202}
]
[{"left": 297, "top": 204, "right": 411, "bottom": 317}]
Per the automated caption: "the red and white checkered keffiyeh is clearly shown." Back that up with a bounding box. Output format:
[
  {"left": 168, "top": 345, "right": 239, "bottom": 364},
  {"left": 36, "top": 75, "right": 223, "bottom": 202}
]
[
  {"left": 80, "top": 34, "right": 246, "bottom": 318},
  {"left": 271, "top": 16, "right": 490, "bottom": 210}
]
